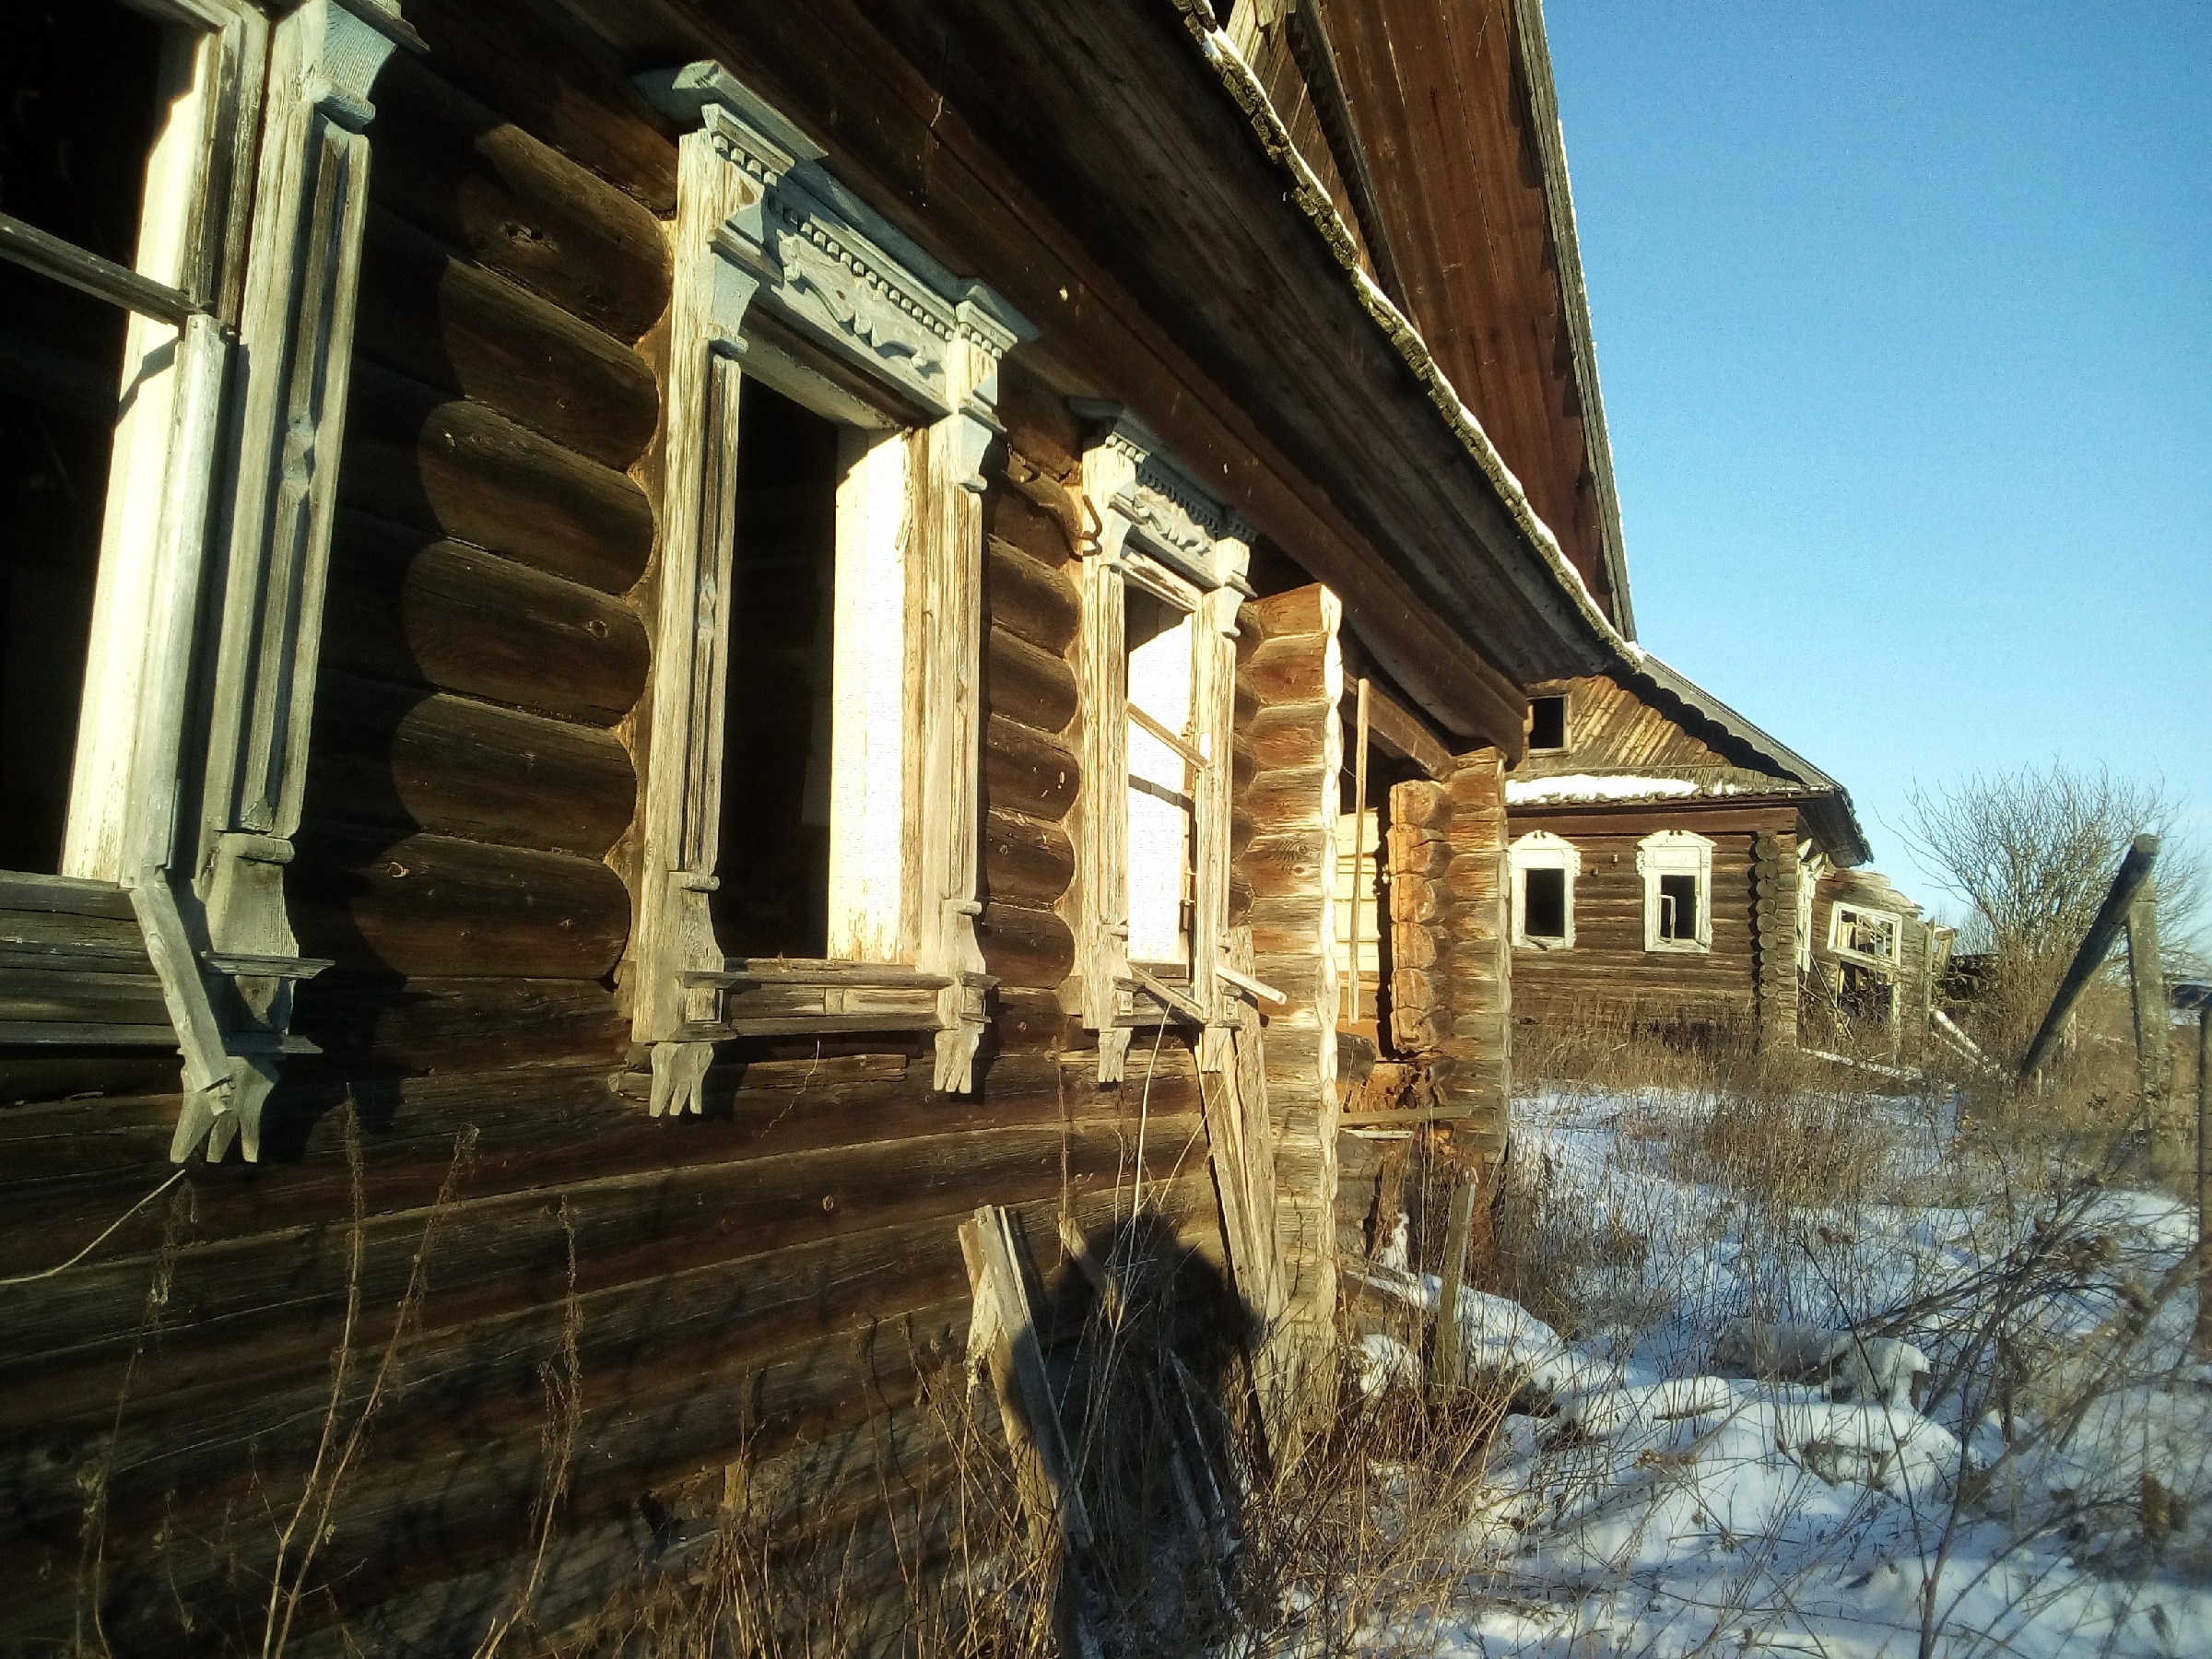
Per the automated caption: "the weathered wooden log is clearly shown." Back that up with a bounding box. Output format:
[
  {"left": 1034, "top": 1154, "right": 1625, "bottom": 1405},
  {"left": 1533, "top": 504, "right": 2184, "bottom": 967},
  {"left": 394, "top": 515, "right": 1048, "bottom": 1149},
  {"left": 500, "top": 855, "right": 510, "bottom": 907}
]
[
  {"left": 355, "top": 206, "right": 659, "bottom": 470},
  {"left": 983, "top": 535, "right": 1080, "bottom": 653},
  {"left": 306, "top": 676, "right": 635, "bottom": 859},
  {"left": 1241, "top": 633, "right": 1332, "bottom": 707},
  {"left": 401, "top": 0, "right": 679, "bottom": 213},
  {"left": 977, "top": 900, "right": 1076, "bottom": 992},
  {"left": 342, "top": 363, "right": 653, "bottom": 594},
  {"left": 371, "top": 53, "right": 671, "bottom": 343},
  {"left": 289, "top": 974, "right": 626, "bottom": 1071},
  {"left": 990, "top": 986, "right": 1070, "bottom": 1054},
  {"left": 1242, "top": 830, "right": 1329, "bottom": 899},
  {"left": 1246, "top": 702, "right": 1331, "bottom": 771},
  {"left": 996, "top": 362, "right": 1085, "bottom": 480},
  {"left": 1245, "top": 766, "right": 1330, "bottom": 833},
  {"left": 984, "top": 473, "right": 1077, "bottom": 563},
  {"left": 982, "top": 807, "right": 1076, "bottom": 910},
  {"left": 1243, "top": 586, "right": 1332, "bottom": 639},
  {"left": 985, "top": 623, "right": 1078, "bottom": 735},
  {"left": 982, "top": 714, "right": 1078, "bottom": 824},
  {"left": 324, "top": 512, "right": 647, "bottom": 725},
  {"left": 290, "top": 822, "right": 630, "bottom": 981}
]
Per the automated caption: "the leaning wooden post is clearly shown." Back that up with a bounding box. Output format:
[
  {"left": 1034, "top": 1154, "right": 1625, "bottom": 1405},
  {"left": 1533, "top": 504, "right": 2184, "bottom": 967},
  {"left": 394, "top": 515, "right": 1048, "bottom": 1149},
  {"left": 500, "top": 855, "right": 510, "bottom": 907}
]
[
  {"left": 1430, "top": 1174, "right": 1477, "bottom": 1394},
  {"left": 2124, "top": 880, "right": 2171, "bottom": 1119},
  {"left": 2019, "top": 834, "right": 2159, "bottom": 1081},
  {"left": 2180, "top": 983, "right": 2212, "bottom": 1358},
  {"left": 1346, "top": 677, "right": 1371, "bottom": 1024}
]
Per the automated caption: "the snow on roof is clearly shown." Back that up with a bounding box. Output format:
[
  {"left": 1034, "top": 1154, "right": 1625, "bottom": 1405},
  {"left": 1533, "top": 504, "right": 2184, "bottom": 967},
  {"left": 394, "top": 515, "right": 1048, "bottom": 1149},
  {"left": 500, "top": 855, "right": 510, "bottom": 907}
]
[{"left": 1504, "top": 772, "right": 1780, "bottom": 806}]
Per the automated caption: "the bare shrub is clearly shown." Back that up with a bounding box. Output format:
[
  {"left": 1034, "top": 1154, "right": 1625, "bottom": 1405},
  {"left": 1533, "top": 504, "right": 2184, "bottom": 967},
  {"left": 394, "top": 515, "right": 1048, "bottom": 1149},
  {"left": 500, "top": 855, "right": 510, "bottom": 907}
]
[{"left": 1904, "top": 761, "right": 2206, "bottom": 1056}]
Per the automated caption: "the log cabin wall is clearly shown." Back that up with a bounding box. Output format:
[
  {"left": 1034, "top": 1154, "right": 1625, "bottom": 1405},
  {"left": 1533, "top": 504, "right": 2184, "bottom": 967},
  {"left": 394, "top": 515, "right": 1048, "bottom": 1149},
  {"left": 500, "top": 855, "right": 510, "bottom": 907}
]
[
  {"left": 1433, "top": 753, "right": 1513, "bottom": 1149},
  {"left": 1507, "top": 806, "right": 1803, "bottom": 1041},
  {"left": 1235, "top": 584, "right": 1344, "bottom": 1367},
  {"left": 0, "top": 0, "right": 1630, "bottom": 1641},
  {"left": 0, "top": 33, "right": 1219, "bottom": 1658},
  {"left": 1752, "top": 826, "right": 1802, "bottom": 1052}
]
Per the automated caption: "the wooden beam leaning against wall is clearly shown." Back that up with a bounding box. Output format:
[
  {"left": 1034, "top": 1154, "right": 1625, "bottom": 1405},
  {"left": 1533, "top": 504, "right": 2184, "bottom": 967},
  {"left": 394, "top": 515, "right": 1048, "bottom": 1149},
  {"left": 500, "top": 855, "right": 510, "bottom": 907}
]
[{"left": 176, "top": 0, "right": 423, "bottom": 1162}]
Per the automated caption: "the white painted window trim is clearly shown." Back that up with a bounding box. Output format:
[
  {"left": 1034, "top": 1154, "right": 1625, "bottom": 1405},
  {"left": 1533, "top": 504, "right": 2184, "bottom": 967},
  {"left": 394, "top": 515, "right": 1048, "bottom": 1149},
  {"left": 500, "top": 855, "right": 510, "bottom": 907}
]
[
  {"left": 1508, "top": 830, "right": 1580, "bottom": 950},
  {"left": 1070, "top": 406, "right": 1252, "bottom": 1083},
  {"left": 1829, "top": 901, "right": 1904, "bottom": 971},
  {"left": 632, "top": 64, "right": 1036, "bottom": 1114},
  {"left": 3, "top": 0, "right": 416, "bottom": 1163},
  {"left": 1796, "top": 844, "right": 1828, "bottom": 972},
  {"left": 1638, "top": 829, "right": 1713, "bottom": 954}
]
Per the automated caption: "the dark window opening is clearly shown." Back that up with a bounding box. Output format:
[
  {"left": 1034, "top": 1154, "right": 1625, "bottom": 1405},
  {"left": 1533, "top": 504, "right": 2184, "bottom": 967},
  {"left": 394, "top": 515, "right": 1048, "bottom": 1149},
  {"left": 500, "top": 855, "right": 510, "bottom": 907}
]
[
  {"left": 1527, "top": 694, "right": 1567, "bottom": 751},
  {"left": 713, "top": 379, "right": 840, "bottom": 958},
  {"left": 1523, "top": 865, "right": 1567, "bottom": 941},
  {"left": 0, "top": 2, "right": 168, "bottom": 873},
  {"left": 1657, "top": 872, "right": 1699, "bottom": 942},
  {"left": 1837, "top": 961, "right": 1895, "bottom": 1029}
]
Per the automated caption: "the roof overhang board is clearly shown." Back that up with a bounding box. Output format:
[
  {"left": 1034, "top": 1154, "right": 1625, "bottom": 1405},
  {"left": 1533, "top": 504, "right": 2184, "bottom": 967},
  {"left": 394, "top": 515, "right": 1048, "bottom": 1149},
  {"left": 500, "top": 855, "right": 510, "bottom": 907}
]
[
  {"left": 598, "top": 0, "right": 1630, "bottom": 748},
  {"left": 1508, "top": 0, "right": 1636, "bottom": 638}
]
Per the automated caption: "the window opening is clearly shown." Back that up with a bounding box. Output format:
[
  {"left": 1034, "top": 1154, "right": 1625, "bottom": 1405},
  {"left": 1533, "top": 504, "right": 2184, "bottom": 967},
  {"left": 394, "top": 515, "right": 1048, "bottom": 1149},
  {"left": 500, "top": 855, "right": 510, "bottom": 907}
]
[
  {"left": 1508, "top": 830, "right": 1578, "bottom": 949},
  {"left": 1526, "top": 692, "right": 1567, "bottom": 752},
  {"left": 1124, "top": 583, "right": 1196, "bottom": 977},
  {"left": 1637, "top": 830, "right": 1712, "bottom": 952},
  {"left": 0, "top": 1, "right": 171, "bottom": 872},
  {"left": 713, "top": 378, "right": 841, "bottom": 959},
  {"left": 1830, "top": 902, "right": 1900, "bottom": 967},
  {"left": 1523, "top": 866, "right": 1568, "bottom": 942}
]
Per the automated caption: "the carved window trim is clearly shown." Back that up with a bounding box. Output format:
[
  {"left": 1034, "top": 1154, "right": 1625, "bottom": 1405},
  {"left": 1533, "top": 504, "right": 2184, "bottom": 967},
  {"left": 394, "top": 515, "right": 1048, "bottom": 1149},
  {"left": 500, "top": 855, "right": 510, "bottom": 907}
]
[
  {"left": 0, "top": 0, "right": 417, "bottom": 1163},
  {"left": 1069, "top": 406, "right": 1252, "bottom": 1083},
  {"left": 1509, "top": 830, "right": 1580, "bottom": 951},
  {"left": 632, "top": 65, "right": 1035, "bottom": 1114},
  {"left": 1639, "top": 829, "right": 1714, "bottom": 954}
]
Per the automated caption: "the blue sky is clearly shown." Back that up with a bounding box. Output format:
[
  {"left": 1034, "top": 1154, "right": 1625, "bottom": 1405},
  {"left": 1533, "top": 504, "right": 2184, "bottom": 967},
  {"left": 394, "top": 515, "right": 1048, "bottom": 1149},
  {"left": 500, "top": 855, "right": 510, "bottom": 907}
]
[{"left": 1543, "top": 2, "right": 2210, "bottom": 926}]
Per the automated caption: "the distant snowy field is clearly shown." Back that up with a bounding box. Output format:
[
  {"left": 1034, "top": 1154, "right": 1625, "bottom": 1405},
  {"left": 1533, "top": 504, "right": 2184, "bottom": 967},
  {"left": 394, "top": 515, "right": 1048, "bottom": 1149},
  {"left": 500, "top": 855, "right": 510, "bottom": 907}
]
[{"left": 1349, "top": 1083, "right": 2212, "bottom": 1659}]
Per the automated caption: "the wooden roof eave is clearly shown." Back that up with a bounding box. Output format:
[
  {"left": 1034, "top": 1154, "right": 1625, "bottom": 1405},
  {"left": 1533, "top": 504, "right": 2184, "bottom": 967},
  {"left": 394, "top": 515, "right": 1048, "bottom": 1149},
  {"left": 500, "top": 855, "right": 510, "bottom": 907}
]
[
  {"left": 1618, "top": 653, "right": 1873, "bottom": 867},
  {"left": 571, "top": 0, "right": 1624, "bottom": 750},
  {"left": 1508, "top": 0, "right": 1637, "bottom": 639}
]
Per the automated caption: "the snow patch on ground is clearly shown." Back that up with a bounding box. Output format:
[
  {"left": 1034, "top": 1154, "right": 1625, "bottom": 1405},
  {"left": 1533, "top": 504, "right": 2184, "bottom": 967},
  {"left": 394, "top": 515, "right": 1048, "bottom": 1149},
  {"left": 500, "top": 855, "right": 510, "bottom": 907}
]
[{"left": 1350, "top": 1085, "right": 2212, "bottom": 1658}]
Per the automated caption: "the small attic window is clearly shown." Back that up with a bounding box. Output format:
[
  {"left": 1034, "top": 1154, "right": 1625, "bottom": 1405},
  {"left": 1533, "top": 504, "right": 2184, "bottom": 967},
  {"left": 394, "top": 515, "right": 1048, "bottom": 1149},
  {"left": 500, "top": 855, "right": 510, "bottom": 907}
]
[{"left": 1527, "top": 694, "right": 1567, "bottom": 752}]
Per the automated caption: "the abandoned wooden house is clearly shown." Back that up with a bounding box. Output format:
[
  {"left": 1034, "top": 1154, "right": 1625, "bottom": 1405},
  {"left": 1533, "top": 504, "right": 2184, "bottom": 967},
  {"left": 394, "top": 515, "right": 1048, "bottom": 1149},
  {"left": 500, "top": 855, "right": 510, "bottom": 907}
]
[
  {"left": 2, "top": 0, "right": 1642, "bottom": 1646},
  {"left": 1502, "top": 653, "right": 1951, "bottom": 1067}
]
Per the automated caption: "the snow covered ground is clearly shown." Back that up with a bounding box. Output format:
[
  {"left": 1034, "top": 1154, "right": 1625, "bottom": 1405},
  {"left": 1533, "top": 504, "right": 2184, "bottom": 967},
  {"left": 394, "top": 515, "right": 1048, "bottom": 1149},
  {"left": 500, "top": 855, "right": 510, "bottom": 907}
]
[{"left": 1351, "top": 1083, "right": 2212, "bottom": 1658}]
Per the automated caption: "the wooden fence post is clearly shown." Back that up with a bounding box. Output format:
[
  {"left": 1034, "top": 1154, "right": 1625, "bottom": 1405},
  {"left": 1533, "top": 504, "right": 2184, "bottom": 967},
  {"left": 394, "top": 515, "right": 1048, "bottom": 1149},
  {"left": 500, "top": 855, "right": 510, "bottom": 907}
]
[
  {"left": 2181, "top": 983, "right": 2212, "bottom": 1359},
  {"left": 1430, "top": 1175, "right": 1477, "bottom": 1393},
  {"left": 2124, "top": 881, "right": 2170, "bottom": 1118},
  {"left": 2020, "top": 835, "right": 2159, "bottom": 1080}
]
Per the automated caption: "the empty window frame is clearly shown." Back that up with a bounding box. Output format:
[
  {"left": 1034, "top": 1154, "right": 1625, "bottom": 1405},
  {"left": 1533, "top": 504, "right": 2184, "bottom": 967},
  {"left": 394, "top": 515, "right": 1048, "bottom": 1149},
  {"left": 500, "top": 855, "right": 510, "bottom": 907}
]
[
  {"left": 2, "top": 1, "right": 413, "bottom": 1161},
  {"left": 632, "top": 64, "right": 1033, "bottom": 1111},
  {"left": 1124, "top": 582, "right": 1201, "bottom": 976},
  {"left": 1829, "top": 901, "right": 1902, "bottom": 969},
  {"left": 1638, "top": 830, "right": 1712, "bottom": 953},
  {"left": 0, "top": 0, "right": 259, "bottom": 877},
  {"left": 1071, "top": 406, "right": 1250, "bottom": 1082},
  {"left": 1526, "top": 692, "right": 1568, "bottom": 753},
  {"left": 1509, "top": 830, "right": 1579, "bottom": 950}
]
